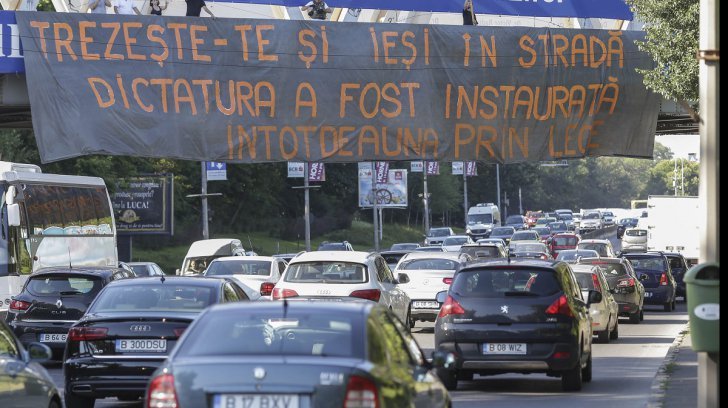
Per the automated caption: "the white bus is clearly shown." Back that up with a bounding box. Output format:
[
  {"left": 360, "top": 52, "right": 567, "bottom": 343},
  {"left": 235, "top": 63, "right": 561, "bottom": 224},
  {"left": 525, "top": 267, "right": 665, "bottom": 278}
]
[{"left": 0, "top": 161, "right": 118, "bottom": 313}]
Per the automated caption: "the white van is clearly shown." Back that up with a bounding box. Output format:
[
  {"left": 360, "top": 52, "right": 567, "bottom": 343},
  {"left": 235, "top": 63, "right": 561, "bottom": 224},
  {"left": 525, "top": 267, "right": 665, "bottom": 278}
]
[
  {"left": 466, "top": 203, "right": 501, "bottom": 240},
  {"left": 177, "top": 238, "right": 246, "bottom": 275}
]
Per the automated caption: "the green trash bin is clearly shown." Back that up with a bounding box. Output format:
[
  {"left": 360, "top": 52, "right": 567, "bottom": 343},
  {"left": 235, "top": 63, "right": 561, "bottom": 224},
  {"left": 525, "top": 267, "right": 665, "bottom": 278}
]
[{"left": 683, "top": 262, "right": 720, "bottom": 353}]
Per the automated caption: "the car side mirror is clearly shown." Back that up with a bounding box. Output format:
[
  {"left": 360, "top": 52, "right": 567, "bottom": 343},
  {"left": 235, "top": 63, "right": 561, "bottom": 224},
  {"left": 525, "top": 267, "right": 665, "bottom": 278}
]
[
  {"left": 435, "top": 290, "right": 448, "bottom": 303},
  {"left": 7, "top": 203, "right": 21, "bottom": 227},
  {"left": 397, "top": 273, "right": 410, "bottom": 284},
  {"left": 587, "top": 290, "right": 602, "bottom": 305},
  {"left": 26, "top": 342, "right": 52, "bottom": 363},
  {"left": 430, "top": 350, "right": 455, "bottom": 369}
]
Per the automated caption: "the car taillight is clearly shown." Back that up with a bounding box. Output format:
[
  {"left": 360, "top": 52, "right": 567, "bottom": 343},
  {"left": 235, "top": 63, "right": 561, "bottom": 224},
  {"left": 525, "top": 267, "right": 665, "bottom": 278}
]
[
  {"left": 545, "top": 295, "right": 573, "bottom": 317},
  {"left": 147, "top": 374, "right": 179, "bottom": 408},
  {"left": 68, "top": 327, "right": 109, "bottom": 341},
  {"left": 540, "top": 254, "right": 549, "bottom": 260},
  {"left": 271, "top": 288, "right": 299, "bottom": 300},
  {"left": 617, "top": 278, "right": 635, "bottom": 287},
  {"left": 438, "top": 295, "right": 465, "bottom": 318},
  {"left": 173, "top": 328, "right": 186, "bottom": 337},
  {"left": 260, "top": 282, "right": 276, "bottom": 297},
  {"left": 350, "top": 289, "right": 381, "bottom": 302},
  {"left": 443, "top": 277, "right": 453, "bottom": 285},
  {"left": 659, "top": 273, "right": 668, "bottom": 286},
  {"left": 344, "top": 375, "right": 379, "bottom": 408},
  {"left": 591, "top": 274, "right": 602, "bottom": 292},
  {"left": 9, "top": 299, "right": 31, "bottom": 312}
]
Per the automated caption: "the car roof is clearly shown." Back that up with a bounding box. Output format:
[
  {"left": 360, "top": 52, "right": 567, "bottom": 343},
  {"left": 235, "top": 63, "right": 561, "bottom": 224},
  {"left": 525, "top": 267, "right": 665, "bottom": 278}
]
[
  {"left": 444, "top": 235, "right": 469, "bottom": 239},
  {"left": 460, "top": 258, "right": 562, "bottom": 271},
  {"left": 32, "top": 266, "right": 129, "bottom": 277},
  {"left": 578, "top": 257, "right": 625, "bottom": 264},
  {"left": 579, "top": 239, "right": 610, "bottom": 244},
  {"left": 205, "top": 298, "right": 376, "bottom": 315},
  {"left": 288, "top": 250, "right": 372, "bottom": 264},
  {"left": 570, "top": 264, "right": 602, "bottom": 273},
  {"left": 210, "top": 256, "right": 278, "bottom": 262},
  {"left": 462, "top": 242, "right": 502, "bottom": 248},
  {"left": 400, "top": 251, "right": 464, "bottom": 261},
  {"left": 185, "top": 239, "right": 242, "bottom": 256},
  {"left": 104, "top": 276, "right": 226, "bottom": 288}
]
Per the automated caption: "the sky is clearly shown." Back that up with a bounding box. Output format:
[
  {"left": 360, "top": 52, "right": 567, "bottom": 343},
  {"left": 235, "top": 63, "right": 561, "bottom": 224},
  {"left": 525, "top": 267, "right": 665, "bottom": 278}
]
[{"left": 654, "top": 134, "right": 700, "bottom": 160}]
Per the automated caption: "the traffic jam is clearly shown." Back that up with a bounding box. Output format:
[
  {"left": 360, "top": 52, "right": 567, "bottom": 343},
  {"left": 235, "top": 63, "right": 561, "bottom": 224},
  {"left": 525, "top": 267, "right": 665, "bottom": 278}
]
[{"left": 1, "top": 206, "right": 691, "bottom": 408}]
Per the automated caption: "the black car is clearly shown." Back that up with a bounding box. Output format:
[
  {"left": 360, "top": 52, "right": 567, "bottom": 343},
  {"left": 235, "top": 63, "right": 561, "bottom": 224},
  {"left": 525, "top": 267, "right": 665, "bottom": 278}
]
[
  {"left": 63, "top": 276, "right": 251, "bottom": 408},
  {"left": 6, "top": 266, "right": 136, "bottom": 359},
  {"left": 488, "top": 226, "right": 516, "bottom": 245},
  {"left": 503, "top": 215, "right": 528, "bottom": 231},
  {"left": 620, "top": 252, "right": 677, "bottom": 311},
  {"left": 577, "top": 257, "right": 645, "bottom": 323},
  {"left": 664, "top": 252, "right": 690, "bottom": 301},
  {"left": 146, "top": 301, "right": 452, "bottom": 408},
  {"left": 434, "top": 259, "right": 601, "bottom": 392}
]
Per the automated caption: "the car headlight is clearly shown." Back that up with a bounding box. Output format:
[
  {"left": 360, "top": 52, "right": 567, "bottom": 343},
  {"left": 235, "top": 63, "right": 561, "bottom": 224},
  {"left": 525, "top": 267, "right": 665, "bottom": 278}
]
[{"left": 466, "top": 228, "right": 472, "bottom": 234}]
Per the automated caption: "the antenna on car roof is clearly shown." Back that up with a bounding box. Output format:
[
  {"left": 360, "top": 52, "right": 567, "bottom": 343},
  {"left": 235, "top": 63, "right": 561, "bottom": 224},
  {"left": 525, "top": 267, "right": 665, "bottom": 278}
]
[{"left": 67, "top": 247, "right": 72, "bottom": 269}]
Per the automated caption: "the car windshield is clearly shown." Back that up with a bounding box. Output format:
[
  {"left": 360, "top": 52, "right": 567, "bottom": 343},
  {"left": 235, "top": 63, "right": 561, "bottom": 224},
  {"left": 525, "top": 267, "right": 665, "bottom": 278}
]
[
  {"left": 285, "top": 262, "right": 367, "bottom": 283},
  {"left": 27, "top": 275, "right": 102, "bottom": 296},
  {"left": 451, "top": 269, "right": 561, "bottom": 297},
  {"left": 559, "top": 214, "right": 573, "bottom": 220},
  {"left": 205, "top": 260, "right": 272, "bottom": 277},
  {"left": 534, "top": 227, "right": 551, "bottom": 235},
  {"left": 175, "top": 312, "right": 362, "bottom": 358},
  {"left": 584, "top": 212, "right": 600, "bottom": 219},
  {"left": 443, "top": 237, "right": 468, "bottom": 246},
  {"left": 511, "top": 231, "right": 537, "bottom": 241},
  {"left": 89, "top": 284, "right": 216, "bottom": 312},
  {"left": 512, "top": 243, "right": 548, "bottom": 253},
  {"left": 548, "top": 222, "right": 567, "bottom": 231},
  {"left": 491, "top": 227, "right": 514, "bottom": 235},
  {"left": 460, "top": 246, "right": 501, "bottom": 259},
  {"left": 399, "top": 258, "right": 458, "bottom": 270},
  {"left": 468, "top": 214, "right": 493, "bottom": 224},
  {"left": 390, "top": 243, "right": 418, "bottom": 250},
  {"left": 429, "top": 228, "right": 451, "bottom": 237},
  {"left": 553, "top": 236, "right": 578, "bottom": 246},
  {"left": 626, "top": 257, "right": 666, "bottom": 271},
  {"left": 505, "top": 216, "right": 523, "bottom": 224}
]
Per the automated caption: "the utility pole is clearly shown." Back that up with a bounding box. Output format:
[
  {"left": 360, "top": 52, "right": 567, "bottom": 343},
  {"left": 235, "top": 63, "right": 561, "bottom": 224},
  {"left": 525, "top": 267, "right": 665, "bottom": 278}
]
[
  {"left": 496, "top": 164, "right": 501, "bottom": 215},
  {"left": 371, "top": 162, "right": 379, "bottom": 251},
  {"left": 185, "top": 162, "right": 222, "bottom": 240},
  {"left": 291, "top": 162, "right": 320, "bottom": 252},
  {"left": 423, "top": 171, "right": 430, "bottom": 233},
  {"left": 519, "top": 187, "right": 523, "bottom": 216},
  {"left": 463, "top": 171, "right": 468, "bottom": 229},
  {"left": 698, "top": 0, "right": 719, "bottom": 406}
]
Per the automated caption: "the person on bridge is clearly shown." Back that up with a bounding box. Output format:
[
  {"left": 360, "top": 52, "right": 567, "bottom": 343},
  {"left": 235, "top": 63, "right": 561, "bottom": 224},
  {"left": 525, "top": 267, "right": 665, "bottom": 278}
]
[
  {"left": 113, "top": 0, "right": 140, "bottom": 14},
  {"left": 88, "top": 0, "right": 111, "bottom": 14},
  {"left": 463, "top": 0, "right": 478, "bottom": 25},
  {"left": 149, "top": 0, "right": 167, "bottom": 15},
  {"left": 13, "top": 0, "right": 39, "bottom": 11},
  {"left": 185, "top": 0, "right": 216, "bottom": 18},
  {"left": 301, "top": 0, "right": 332, "bottom": 20}
]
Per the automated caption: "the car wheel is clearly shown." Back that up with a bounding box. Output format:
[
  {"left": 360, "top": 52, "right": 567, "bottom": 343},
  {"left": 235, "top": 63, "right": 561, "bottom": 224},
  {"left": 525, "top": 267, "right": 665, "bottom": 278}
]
[
  {"left": 407, "top": 309, "right": 415, "bottom": 330},
  {"left": 610, "top": 320, "right": 619, "bottom": 340},
  {"left": 561, "top": 358, "right": 583, "bottom": 391},
  {"left": 597, "top": 329, "right": 609, "bottom": 343},
  {"left": 48, "top": 398, "right": 62, "bottom": 408},
  {"left": 672, "top": 298, "right": 677, "bottom": 311},
  {"left": 582, "top": 352, "right": 593, "bottom": 382},
  {"left": 640, "top": 308, "right": 645, "bottom": 321},
  {"left": 457, "top": 371, "right": 474, "bottom": 381},
  {"left": 664, "top": 301, "right": 673, "bottom": 312},
  {"left": 436, "top": 368, "right": 458, "bottom": 391},
  {"left": 629, "top": 310, "right": 641, "bottom": 324},
  {"left": 64, "top": 391, "right": 95, "bottom": 408}
]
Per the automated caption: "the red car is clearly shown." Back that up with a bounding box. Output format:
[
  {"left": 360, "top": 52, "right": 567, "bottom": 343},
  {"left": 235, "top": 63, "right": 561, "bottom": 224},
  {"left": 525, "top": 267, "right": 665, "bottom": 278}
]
[
  {"left": 525, "top": 210, "right": 544, "bottom": 227},
  {"left": 550, "top": 232, "right": 581, "bottom": 258}
]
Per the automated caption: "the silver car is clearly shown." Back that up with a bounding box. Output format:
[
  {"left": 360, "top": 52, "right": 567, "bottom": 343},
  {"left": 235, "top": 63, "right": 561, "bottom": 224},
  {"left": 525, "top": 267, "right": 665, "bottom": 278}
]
[
  {"left": 0, "top": 320, "right": 61, "bottom": 408},
  {"left": 203, "top": 256, "right": 288, "bottom": 300},
  {"left": 146, "top": 301, "right": 453, "bottom": 408},
  {"left": 621, "top": 228, "right": 648, "bottom": 253},
  {"left": 272, "top": 251, "right": 411, "bottom": 325},
  {"left": 571, "top": 264, "right": 620, "bottom": 343}
]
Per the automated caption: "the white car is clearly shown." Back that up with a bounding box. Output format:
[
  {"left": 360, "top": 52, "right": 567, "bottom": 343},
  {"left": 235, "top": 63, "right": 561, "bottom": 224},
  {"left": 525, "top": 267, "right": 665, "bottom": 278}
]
[
  {"left": 271, "top": 251, "right": 411, "bottom": 325},
  {"left": 621, "top": 228, "right": 648, "bottom": 253},
  {"left": 441, "top": 235, "right": 473, "bottom": 252},
  {"left": 571, "top": 264, "right": 620, "bottom": 343},
  {"left": 203, "top": 256, "right": 288, "bottom": 300},
  {"left": 579, "top": 211, "right": 603, "bottom": 231},
  {"left": 394, "top": 252, "right": 464, "bottom": 328}
]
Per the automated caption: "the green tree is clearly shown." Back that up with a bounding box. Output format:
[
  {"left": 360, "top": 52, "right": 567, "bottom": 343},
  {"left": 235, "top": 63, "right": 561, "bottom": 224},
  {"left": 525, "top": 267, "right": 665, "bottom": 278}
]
[{"left": 625, "top": 0, "right": 700, "bottom": 104}]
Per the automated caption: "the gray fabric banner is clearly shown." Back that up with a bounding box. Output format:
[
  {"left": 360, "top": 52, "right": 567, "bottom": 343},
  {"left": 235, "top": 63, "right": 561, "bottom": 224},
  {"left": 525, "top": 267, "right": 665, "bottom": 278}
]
[{"left": 16, "top": 11, "right": 659, "bottom": 164}]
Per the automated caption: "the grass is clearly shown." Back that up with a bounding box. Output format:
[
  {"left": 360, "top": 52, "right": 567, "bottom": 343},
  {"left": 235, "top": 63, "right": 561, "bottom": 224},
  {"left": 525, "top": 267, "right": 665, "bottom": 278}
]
[{"left": 132, "top": 221, "right": 425, "bottom": 274}]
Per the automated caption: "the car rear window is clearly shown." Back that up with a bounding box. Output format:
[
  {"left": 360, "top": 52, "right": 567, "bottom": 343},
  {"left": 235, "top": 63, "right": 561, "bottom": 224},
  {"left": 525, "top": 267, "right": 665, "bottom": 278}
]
[
  {"left": 176, "top": 312, "right": 363, "bottom": 358},
  {"left": 285, "top": 262, "right": 367, "bottom": 283},
  {"left": 205, "top": 260, "right": 272, "bottom": 276},
  {"left": 382, "top": 253, "right": 405, "bottom": 265},
  {"left": 626, "top": 257, "right": 666, "bottom": 271},
  {"left": 451, "top": 269, "right": 561, "bottom": 298},
  {"left": 27, "top": 275, "right": 102, "bottom": 296},
  {"left": 90, "top": 284, "right": 216, "bottom": 312},
  {"left": 491, "top": 227, "right": 514, "bottom": 235},
  {"left": 625, "top": 229, "right": 647, "bottom": 237},
  {"left": 554, "top": 236, "right": 578, "bottom": 246},
  {"left": 460, "top": 246, "right": 501, "bottom": 259},
  {"left": 399, "top": 259, "right": 458, "bottom": 270},
  {"left": 581, "top": 262, "right": 628, "bottom": 277},
  {"left": 573, "top": 272, "right": 595, "bottom": 290}
]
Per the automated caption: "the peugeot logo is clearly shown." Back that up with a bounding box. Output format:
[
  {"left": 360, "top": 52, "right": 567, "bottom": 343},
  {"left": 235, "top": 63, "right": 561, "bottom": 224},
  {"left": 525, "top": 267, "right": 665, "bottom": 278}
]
[
  {"left": 253, "top": 367, "right": 266, "bottom": 380},
  {"left": 130, "top": 325, "right": 151, "bottom": 332},
  {"left": 500, "top": 305, "right": 509, "bottom": 314},
  {"left": 55, "top": 299, "right": 63, "bottom": 308}
]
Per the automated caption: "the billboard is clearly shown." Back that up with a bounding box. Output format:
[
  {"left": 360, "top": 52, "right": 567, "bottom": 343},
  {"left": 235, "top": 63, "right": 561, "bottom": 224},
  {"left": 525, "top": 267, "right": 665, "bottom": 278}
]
[
  {"left": 359, "top": 167, "right": 408, "bottom": 208},
  {"left": 112, "top": 175, "right": 174, "bottom": 235}
]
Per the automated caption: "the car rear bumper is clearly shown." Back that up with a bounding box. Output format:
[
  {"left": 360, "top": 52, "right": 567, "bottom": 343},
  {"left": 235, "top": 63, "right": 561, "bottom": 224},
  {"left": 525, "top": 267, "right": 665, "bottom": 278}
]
[
  {"left": 11, "top": 322, "right": 74, "bottom": 357},
  {"left": 65, "top": 357, "right": 166, "bottom": 398},
  {"left": 643, "top": 286, "right": 674, "bottom": 304},
  {"left": 437, "top": 341, "right": 580, "bottom": 374},
  {"left": 616, "top": 301, "right": 640, "bottom": 316}
]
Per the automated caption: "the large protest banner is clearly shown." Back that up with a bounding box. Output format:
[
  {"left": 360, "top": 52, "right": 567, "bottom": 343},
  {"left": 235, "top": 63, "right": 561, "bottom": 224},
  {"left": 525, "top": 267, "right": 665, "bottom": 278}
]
[{"left": 16, "top": 12, "right": 659, "bottom": 164}]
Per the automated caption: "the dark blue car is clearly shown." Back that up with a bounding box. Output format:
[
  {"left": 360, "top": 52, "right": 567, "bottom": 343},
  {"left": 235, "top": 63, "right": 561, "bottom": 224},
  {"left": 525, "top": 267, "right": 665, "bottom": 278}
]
[{"left": 620, "top": 252, "right": 677, "bottom": 312}]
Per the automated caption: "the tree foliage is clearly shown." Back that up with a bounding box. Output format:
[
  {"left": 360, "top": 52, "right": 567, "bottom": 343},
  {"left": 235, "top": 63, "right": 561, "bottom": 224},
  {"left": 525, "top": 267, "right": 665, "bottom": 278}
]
[{"left": 625, "top": 0, "right": 700, "bottom": 103}]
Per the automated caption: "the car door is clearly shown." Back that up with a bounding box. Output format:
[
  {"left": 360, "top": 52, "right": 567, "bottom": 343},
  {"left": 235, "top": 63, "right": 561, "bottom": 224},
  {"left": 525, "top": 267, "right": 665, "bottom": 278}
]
[
  {"left": 376, "top": 257, "right": 409, "bottom": 323},
  {"left": 0, "top": 323, "right": 48, "bottom": 408}
]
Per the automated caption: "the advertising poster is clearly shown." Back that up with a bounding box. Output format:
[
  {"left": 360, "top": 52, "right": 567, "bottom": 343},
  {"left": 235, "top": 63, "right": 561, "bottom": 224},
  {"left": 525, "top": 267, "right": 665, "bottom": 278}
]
[
  {"left": 112, "top": 175, "right": 174, "bottom": 235},
  {"left": 359, "top": 168, "right": 408, "bottom": 208}
]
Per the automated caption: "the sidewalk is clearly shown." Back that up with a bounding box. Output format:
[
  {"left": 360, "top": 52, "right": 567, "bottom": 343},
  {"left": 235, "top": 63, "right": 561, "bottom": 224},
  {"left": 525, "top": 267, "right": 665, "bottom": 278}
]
[{"left": 647, "top": 324, "right": 698, "bottom": 408}]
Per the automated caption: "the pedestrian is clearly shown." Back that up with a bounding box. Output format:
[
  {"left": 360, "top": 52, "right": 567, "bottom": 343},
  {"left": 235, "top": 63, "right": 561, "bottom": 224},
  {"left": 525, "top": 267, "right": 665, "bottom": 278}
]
[
  {"left": 14, "top": 0, "right": 40, "bottom": 11},
  {"left": 301, "top": 0, "right": 332, "bottom": 20},
  {"left": 149, "top": 0, "right": 167, "bottom": 15},
  {"left": 463, "top": 0, "right": 478, "bottom": 26},
  {"left": 114, "top": 0, "right": 141, "bottom": 14},
  {"left": 88, "top": 0, "right": 112, "bottom": 14},
  {"left": 185, "top": 0, "right": 216, "bottom": 18}
]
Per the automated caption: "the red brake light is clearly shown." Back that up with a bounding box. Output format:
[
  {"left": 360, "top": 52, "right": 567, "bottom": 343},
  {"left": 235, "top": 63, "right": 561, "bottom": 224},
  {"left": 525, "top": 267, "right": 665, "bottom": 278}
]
[
  {"left": 659, "top": 273, "right": 668, "bottom": 286},
  {"left": 272, "top": 288, "right": 299, "bottom": 300},
  {"left": 591, "top": 273, "right": 602, "bottom": 292},
  {"left": 443, "top": 277, "right": 453, "bottom": 285},
  {"left": 173, "top": 328, "right": 186, "bottom": 337},
  {"left": 617, "top": 278, "right": 635, "bottom": 287},
  {"left": 68, "top": 327, "right": 108, "bottom": 341},
  {"left": 350, "top": 289, "right": 381, "bottom": 302},
  {"left": 344, "top": 375, "right": 379, "bottom": 408},
  {"left": 438, "top": 295, "right": 465, "bottom": 318},
  {"left": 9, "top": 299, "right": 31, "bottom": 312},
  {"left": 260, "top": 282, "right": 276, "bottom": 296},
  {"left": 147, "top": 374, "right": 179, "bottom": 408},
  {"left": 545, "top": 295, "right": 573, "bottom": 317}
]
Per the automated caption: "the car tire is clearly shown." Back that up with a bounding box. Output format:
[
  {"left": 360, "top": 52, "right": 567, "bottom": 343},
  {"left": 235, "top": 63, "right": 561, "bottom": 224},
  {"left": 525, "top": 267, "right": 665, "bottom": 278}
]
[
  {"left": 48, "top": 398, "right": 62, "bottom": 408},
  {"left": 664, "top": 301, "right": 673, "bottom": 312},
  {"left": 407, "top": 309, "right": 416, "bottom": 331},
  {"left": 640, "top": 308, "right": 645, "bottom": 321},
  {"left": 437, "top": 368, "right": 458, "bottom": 391},
  {"left": 457, "top": 371, "right": 474, "bottom": 382},
  {"left": 582, "top": 352, "right": 593, "bottom": 382},
  {"left": 64, "top": 391, "right": 95, "bottom": 408},
  {"left": 562, "top": 359, "right": 583, "bottom": 391},
  {"left": 597, "top": 329, "right": 609, "bottom": 343},
  {"left": 610, "top": 320, "right": 619, "bottom": 340}
]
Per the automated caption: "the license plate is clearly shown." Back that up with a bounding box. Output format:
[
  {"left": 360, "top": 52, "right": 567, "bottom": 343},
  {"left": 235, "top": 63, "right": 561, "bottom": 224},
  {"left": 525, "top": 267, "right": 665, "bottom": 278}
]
[
  {"left": 115, "top": 339, "right": 166, "bottom": 353},
  {"left": 40, "top": 333, "right": 67, "bottom": 343},
  {"left": 482, "top": 343, "right": 527, "bottom": 355},
  {"left": 645, "top": 292, "right": 652, "bottom": 298},
  {"left": 214, "top": 394, "right": 299, "bottom": 408},
  {"left": 412, "top": 301, "right": 440, "bottom": 309}
]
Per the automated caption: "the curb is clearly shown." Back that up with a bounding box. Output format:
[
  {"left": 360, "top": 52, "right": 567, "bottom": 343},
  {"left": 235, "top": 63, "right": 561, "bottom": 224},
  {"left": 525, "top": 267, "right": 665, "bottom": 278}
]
[{"left": 645, "top": 323, "right": 690, "bottom": 408}]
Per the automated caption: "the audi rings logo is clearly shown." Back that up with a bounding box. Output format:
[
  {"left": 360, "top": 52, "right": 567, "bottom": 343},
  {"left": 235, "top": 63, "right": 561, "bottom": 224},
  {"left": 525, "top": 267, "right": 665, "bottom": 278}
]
[{"left": 129, "top": 325, "right": 152, "bottom": 332}]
